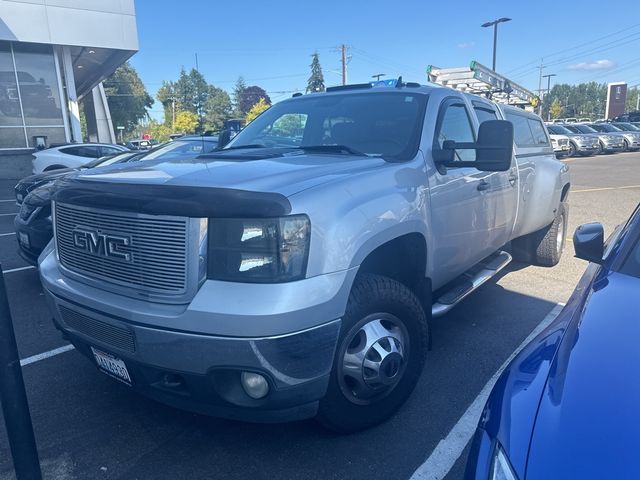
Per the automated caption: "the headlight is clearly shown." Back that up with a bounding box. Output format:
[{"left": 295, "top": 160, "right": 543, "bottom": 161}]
[
  {"left": 207, "top": 215, "right": 310, "bottom": 283},
  {"left": 19, "top": 202, "right": 37, "bottom": 221},
  {"left": 491, "top": 445, "right": 518, "bottom": 480}
]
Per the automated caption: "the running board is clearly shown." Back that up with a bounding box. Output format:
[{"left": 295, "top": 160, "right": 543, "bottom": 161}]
[{"left": 432, "top": 251, "right": 512, "bottom": 318}]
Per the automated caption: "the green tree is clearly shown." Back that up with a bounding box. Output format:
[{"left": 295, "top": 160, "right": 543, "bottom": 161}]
[
  {"left": 156, "top": 80, "right": 177, "bottom": 125},
  {"left": 626, "top": 87, "right": 639, "bottom": 112},
  {"left": 542, "top": 82, "right": 607, "bottom": 119},
  {"left": 549, "top": 99, "right": 563, "bottom": 119},
  {"left": 245, "top": 98, "right": 270, "bottom": 124},
  {"left": 204, "top": 86, "right": 232, "bottom": 131},
  {"left": 174, "top": 110, "right": 199, "bottom": 133},
  {"left": 232, "top": 76, "right": 247, "bottom": 117},
  {"left": 103, "top": 62, "right": 153, "bottom": 137},
  {"left": 146, "top": 120, "right": 172, "bottom": 142},
  {"left": 306, "top": 52, "right": 325, "bottom": 93}
]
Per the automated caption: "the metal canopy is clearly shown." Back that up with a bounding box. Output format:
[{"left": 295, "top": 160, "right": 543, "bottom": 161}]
[{"left": 426, "top": 61, "right": 538, "bottom": 107}]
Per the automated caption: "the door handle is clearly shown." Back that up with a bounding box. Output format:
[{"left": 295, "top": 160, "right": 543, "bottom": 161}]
[
  {"left": 508, "top": 173, "right": 518, "bottom": 186},
  {"left": 477, "top": 180, "right": 490, "bottom": 191}
]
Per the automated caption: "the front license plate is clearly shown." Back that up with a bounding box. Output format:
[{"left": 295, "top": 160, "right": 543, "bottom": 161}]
[
  {"left": 18, "top": 232, "right": 30, "bottom": 248},
  {"left": 91, "top": 347, "right": 132, "bottom": 385}
]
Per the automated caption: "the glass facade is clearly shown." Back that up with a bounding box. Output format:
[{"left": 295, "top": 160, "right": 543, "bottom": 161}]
[{"left": 0, "top": 41, "right": 66, "bottom": 149}]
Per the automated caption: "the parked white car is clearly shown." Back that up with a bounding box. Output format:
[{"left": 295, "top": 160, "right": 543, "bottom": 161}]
[{"left": 32, "top": 143, "right": 129, "bottom": 173}]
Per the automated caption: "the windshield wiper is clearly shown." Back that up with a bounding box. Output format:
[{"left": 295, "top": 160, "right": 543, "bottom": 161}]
[
  {"left": 296, "top": 145, "right": 367, "bottom": 156},
  {"left": 220, "top": 144, "right": 268, "bottom": 151}
]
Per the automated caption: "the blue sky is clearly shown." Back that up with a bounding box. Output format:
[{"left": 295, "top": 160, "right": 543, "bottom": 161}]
[{"left": 131, "top": 0, "right": 640, "bottom": 118}]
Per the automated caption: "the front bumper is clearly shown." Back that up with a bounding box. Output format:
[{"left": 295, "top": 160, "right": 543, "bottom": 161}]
[
  {"left": 40, "top": 249, "right": 352, "bottom": 422},
  {"left": 600, "top": 140, "right": 625, "bottom": 152},
  {"left": 13, "top": 215, "right": 52, "bottom": 266}
]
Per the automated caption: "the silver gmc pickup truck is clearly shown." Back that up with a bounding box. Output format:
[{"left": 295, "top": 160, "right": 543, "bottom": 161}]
[{"left": 39, "top": 80, "right": 570, "bottom": 432}]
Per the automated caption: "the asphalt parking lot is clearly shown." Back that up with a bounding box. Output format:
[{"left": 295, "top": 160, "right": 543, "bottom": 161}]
[{"left": 1, "top": 152, "right": 639, "bottom": 480}]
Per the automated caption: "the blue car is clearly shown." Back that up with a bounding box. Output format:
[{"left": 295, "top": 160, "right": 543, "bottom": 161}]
[{"left": 466, "top": 204, "right": 640, "bottom": 480}]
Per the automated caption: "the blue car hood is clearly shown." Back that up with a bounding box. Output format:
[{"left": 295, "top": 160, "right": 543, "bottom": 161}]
[{"left": 526, "top": 272, "right": 640, "bottom": 479}]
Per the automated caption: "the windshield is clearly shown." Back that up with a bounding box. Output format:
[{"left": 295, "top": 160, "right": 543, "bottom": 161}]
[
  {"left": 227, "top": 92, "right": 428, "bottom": 160},
  {"left": 574, "top": 125, "right": 597, "bottom": 134},
  {"left": 82, "top": 152, "right": 135, "bottom": 168},
  {"left": 590, "top": 124, "right": 621, "bottom": 133},
  {"left": 142, "top": 138, "right": 218, "bottom": 160},
  {"left": 616, "top": 207, "right": 640, "bottom": 279},
  {"left": 614, "top": 123, "right": 639, "bottom": 131},
  {"left": 548, "top": 125, "right": 572, "bottom": 135}
]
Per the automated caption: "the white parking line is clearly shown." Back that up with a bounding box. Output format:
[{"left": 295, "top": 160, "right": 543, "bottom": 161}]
[
  {"left": 20, "top": 344, "right": 75, "bottom": 367},
  {"left": 2, "top": 265, "right": 36, "bottom": 274},
  {"left": 0, "top": 212, "right": 17, "bottom": 217},
  {"left": 0, "top": 232, "right": 16, "bottom": 237},
  {"left": 409, "top": 302, "right": 565, "bottom": 480},
  {"left": 0, "top": 199, "right": 16, "bottom": 202}
]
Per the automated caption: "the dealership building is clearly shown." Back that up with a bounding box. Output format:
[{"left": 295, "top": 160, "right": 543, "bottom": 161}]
[{"left": 0, "top": 0, "right": 138, "bottom": 178}]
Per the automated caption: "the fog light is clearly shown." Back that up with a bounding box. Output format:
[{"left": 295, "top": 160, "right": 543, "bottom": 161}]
[{"left": 240, "top": 372, "right": 269, "bottom": 399}]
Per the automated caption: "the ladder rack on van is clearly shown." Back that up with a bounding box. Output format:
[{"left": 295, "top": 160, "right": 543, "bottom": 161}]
[{"left": 426, "top": 61, "right": 538, "bottom": 107}]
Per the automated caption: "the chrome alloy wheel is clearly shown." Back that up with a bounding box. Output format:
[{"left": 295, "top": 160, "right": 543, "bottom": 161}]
[{"left": 338, "top": 313, "right": 409, "bottom": 405}]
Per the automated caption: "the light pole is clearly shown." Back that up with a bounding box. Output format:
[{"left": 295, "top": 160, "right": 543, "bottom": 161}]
[
  {"left": 481, "top": 17, "right": 512, "bottom": 71},
  {"left": 542, "top": 73, "right": 557, "bottom": 121}
]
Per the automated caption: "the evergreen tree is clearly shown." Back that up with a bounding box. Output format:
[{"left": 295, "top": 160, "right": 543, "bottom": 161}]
[
  {"left": 233, "top": 76, "right": 248, "bottom": 117},
  {"left": 306, "top": 53, "right": 325, "bottom": 93}
]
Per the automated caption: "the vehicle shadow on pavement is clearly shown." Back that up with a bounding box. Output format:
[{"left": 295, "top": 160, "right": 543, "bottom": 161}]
[{"left": 0, "top": 275, "right": 558, "bottom": 480}]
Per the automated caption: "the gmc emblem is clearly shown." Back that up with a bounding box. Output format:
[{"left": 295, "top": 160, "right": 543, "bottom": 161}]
[{"left": 72, "top": 227, "right": 132, "bottom": 262}]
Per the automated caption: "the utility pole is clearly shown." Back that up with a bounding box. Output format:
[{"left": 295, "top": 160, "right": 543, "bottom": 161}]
[
  {"left": 340, "top": 44, "right": 348, "bottom": 86},
  {"left": 170, "top": 98, "right": 176, "bottom": 132},
  {"left": 537, "top": 59, "right": 544, "bottom": 116},
  {"left": 542, "top": 73, "right": 557, "bottom": 121}
]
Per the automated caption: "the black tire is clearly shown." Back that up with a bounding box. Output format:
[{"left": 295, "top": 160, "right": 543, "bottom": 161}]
[
  {"left": 598, "top": 141, "right": 604, "bottom": 155},
  {"left": 568, "top": 142, "right": 577, "bottom": 157},
  {"left": 623, "top": 139, "right": 630, "bottom": 152},
  {"left": 512, "top": 203, "right": 567, "bottom": 267},
  {"left": 316, "top": 274, "right": 429, "bottom": 433}
]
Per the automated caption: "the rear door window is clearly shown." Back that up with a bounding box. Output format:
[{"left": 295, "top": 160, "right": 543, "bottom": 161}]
[
  {"left": 528, "top": 119, "right": 549, "bottom": 145},
  {"left": 505, "top": 113, "right": 535, "bottom": 147},
  {"left": 60, "top": 145, "right": 101, "bottom": 158}
]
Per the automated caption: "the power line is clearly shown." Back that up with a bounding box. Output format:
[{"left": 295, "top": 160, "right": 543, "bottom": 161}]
[{"left": 505, "top": 23, "right": 640, "bottom": 75}]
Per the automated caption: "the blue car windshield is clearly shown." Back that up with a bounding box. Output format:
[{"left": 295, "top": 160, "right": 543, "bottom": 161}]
[
  {"left": 227, "top": 92, "right": 428, "bottom": 160},
  {"left": 618, "top": 210, "right": 640, "bottom": 279}
]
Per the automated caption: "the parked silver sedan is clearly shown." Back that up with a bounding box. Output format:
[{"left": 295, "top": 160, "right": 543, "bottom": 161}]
[
  {"left": 546, "top": 124, "right": 598, "bottom": 157},
  {"left": 564, "top": 124, "right": 624, "bottom": 154},
  {"left": 611, "top": 122, "right": 640, "bottom": 151},
  {"left": 587, "top": 123, "right": 634, "bottom": 152}
]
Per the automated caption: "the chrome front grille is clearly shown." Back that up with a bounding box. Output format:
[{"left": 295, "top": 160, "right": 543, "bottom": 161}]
[{"left": 54, "top": 202, "right": 189, "bottom": 295}]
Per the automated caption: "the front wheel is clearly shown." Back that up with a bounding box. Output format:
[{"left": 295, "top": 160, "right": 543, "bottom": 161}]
[
  {"left": 623, "top": 139, "right": 630, "bottom": 152},
  {"left": 568, "top": 142, "right": 577, "bottom": 157},
  {"left": 316, "top": 274, "right": 429, "bottom": 433}
]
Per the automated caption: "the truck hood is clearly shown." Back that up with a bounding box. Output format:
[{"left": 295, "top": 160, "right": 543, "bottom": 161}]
[
  {"left": 526, "top": 272, "right": 640, "bottom": 479},
  {"left": 72, "top": 148, "right": 387, "bottom": 197},
  {"left": 52, "top": 148, "right": 389, "bottom": 218}
]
